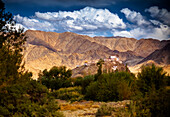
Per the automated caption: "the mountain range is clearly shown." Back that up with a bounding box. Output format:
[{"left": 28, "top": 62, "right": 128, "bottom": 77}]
[{"left": 23, "top": 30, "right": 170, "bottom": 78}]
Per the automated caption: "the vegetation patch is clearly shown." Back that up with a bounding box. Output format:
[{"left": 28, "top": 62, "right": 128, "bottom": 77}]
[{"left": 52, "top": 86, "right": 84, "bottom": 102}]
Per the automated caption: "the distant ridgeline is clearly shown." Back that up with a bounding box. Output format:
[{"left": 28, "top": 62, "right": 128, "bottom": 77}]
[{"left": 23, "top": 30, "right": 170, "bottom": 79}]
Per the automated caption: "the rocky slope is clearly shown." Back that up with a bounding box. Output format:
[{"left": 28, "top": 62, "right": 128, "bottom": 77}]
[
  {"left": 138, "top": 43, "right": 170, "bottom": 64},
  {"left": 72, "top": 61, "right": 129, "bottom": 78},
  {"left": 23, "top": 30, "right": 170, "bottom": 78},
  {"left": 92, "top": 37, "right": 169, "bottom": 57}
]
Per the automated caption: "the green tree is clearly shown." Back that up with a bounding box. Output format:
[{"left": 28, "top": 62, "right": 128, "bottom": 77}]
[
  {"left": 86, "top": 72, "right": 136, "bottom": 101},
  {"left": 95, "top": 59, "right": 104, "bottom": 81},
  {"left": 81, "top": 75, "right": 95, "bottom": 94},
  {"left": 137, "top": 64, "right": 166, "bottom": 95},
  {"left": 136, "top": 64, "right": 170, "bottom": 117},
  {"left": 39, "top": 66, "right": 72, "bottom": 90},
  {"left": 0, "top": 1, "right": 63, "bottom": 116},
  {"left": 0, "top": 0, "right": 26, "bottom": 86}
]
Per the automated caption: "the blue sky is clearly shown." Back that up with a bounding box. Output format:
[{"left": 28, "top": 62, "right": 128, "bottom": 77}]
[{"left": 3, "top": 0, "right": 170, "bottom": 40}]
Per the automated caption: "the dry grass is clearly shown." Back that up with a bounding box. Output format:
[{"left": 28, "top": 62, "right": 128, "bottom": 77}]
[
  {"left": 59, "top": 101, "right": 100, "bottom": 111},
  {"left": 92, "top": 105, "right": 100, "bottom": 108}
]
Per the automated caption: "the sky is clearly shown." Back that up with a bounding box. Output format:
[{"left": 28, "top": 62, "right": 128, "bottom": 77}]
[{"left": 3, "top": 0, "right": 170, "bottom": 40}]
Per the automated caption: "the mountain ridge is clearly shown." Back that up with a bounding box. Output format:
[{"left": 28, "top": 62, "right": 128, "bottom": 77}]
[
  {"left": 23, "top": 30, "right": 170, "bottom": 78},
  {"left": 138, "top": 43, "right": 170, "bottom": 64}
]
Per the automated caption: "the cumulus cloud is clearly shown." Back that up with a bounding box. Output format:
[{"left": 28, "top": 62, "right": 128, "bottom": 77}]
[
  {"left": 113, "top": 30, "right": 133, "bottom": 38},
  {"left": 14, "top": 14, "right": 55, "bottom": 31},
  {"left": 14, "top": 7, "right": 126, "bottom": 34},
  {"left": 121, "top": 8, "right": 150, "bottom": 26},
  {"left": 14, "top": 7, "right": 170, "bottom": 40},
  {"left": 145, "top": 6, "right": 170, "bottom": 25},
  {"left": 113, "top": 23, "right": 170, "bottom": 40},
  {"left": 113, "top": 7, "right": 170, "bottom": 40}
]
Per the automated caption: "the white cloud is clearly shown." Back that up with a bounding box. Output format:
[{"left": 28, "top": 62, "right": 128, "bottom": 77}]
[
  {"left": 145, "top": 6, "right": 170, "bottom": 25},
  {"left": 149, "top": 24, "right": 170, "bottom": 40},
  {"left": 121, "top": 8, "right": 150, "bottom": 26},
  {"left": 14, "top": 7, "right": 126, "bottom": 34},
  {"left": 150, "top": 20, "right": 162, "bottom": 26},
  {"left": 117, "top": 7, "right": 170, "bottom": 40},
  {"left": 14, "top": 14, "right": 55, "bottom": 32},
  {"left": 14, "top": 6, "right": 170, "bottom": 40},
  {"left": 112, "top": 24, "right": 170, "bottom": 40},
  {"left": 113, "top": 30, "right": 133, "bottom": 38}
]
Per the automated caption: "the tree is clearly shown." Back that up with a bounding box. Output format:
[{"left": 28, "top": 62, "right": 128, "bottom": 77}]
[
  {"left": 0, "top": 1, "right": 63, "bottom": 116},
  {"left": 136, "top": 64, "right": 170, "bottom": 117},
  {"left": 137, "top": 64, "right": 166, "bottom": 95},
  {"left": 97, "top": 59, "right": 104, "bottom": 75},
  {"left": 95, "top": 59, "right": 104, "bottom": 81},
  {"left": 39, "top": 66, "right": 72, "bottom": 90},
  {"left": 0, "top": 0, "right": 26, "bottom": 86},
  {"left": 86, "top": 72, "right": 136, "bottom": 101}
]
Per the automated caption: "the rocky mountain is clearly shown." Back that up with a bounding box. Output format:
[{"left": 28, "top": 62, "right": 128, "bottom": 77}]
[
  {"left": 23, "top": 30, "right": 170, "bottom": 78},
  {"left": 138, "top": 43, "right": 170, "bottom": 64},
  {"left": 91, "top": 37, "right": 169, "bottom": 57}
]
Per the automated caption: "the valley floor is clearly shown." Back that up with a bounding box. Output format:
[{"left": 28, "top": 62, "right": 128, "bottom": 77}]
[{"left": 57, "top": 100, "right": 130, "bottom": 117}]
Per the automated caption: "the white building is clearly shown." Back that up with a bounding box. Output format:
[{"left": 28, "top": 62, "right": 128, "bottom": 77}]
[{"left": 112, "top": 66, "right": 117, "bottom": 70}]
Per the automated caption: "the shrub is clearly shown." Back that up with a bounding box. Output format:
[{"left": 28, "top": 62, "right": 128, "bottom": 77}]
[
  {"left": 85, "top": 72, "right": 136, "bottom": 101},
  {"left": 0, "top": 79, "right": 63, "bottom": 117},
  {"left": 96, "top": 104, "right": 112, "bottom": 116},
  {"left": 39, "top": 66, "right": 72, "bottom": 91},
  {"left": 85, "top": 82, "right": 98, "bottom": 100},
  {"left": 137, "top": 64, "right": 166, "bottom": 95},
  {"left": 135, "top": 64, "right": 170, "bottom": 117},
  {"left": 81, "top": 75, "right": 95, "bottom": 94},
  {"left": 52, "top": 86, "right": 84, "bottom": 102},
  {"left": 74, "top": 77, "right": 83, "bottom": 86}
]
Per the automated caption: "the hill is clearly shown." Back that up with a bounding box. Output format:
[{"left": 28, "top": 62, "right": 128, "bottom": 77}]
[
  {"left": 92, "top": 37, "right": 169, "bottom": 57},
  {"left": 138, "top": 43, "right": 170, "bottom": 64},
  {"left": 23, "top": 30, "right": 170, "bottom": 78},
  {"left": 72, "top": 60, "right": 129, "bottom": 78}
]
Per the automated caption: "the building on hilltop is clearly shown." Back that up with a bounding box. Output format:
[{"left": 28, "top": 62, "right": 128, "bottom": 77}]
[{"left": 104, "top": 55, "right": 119, "bottom": 62}]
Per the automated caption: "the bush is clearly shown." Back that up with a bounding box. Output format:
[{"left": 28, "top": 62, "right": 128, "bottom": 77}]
[
  {"left": 96, "top": 104, "right": 112, "bottom": 116},
  {"left": 52, "top": 86, "right": 84, "bottom": 102},
  {"left": 137, "top": 64, "right": 166, "bottom": 95},
  {"left": 85, "top": 82, "right": 98, "bottom": 100},
  {"left": 74, "top": 77, "right": 83, "bottom": 86},
  {"left": 81, "top": 75, "right": 95, "bottom": 94},
  {"left": 39, "top": 66, "right": 72, "bottom": 91},
  {"left": 85, "top": 72, "right": 136, "bottom": 101},
  {"left": 135, "top": 64, "right": 170, "bottom": 117},
  {"left": 0, "top": 78, "right": 63, "bottom": 117}
]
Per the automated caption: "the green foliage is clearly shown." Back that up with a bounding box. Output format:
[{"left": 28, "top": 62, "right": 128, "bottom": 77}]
[
  {"left": 84, "top": 81, "right": 98, "bottom": 100},
  {"left": 97, "top": 59, "right": 104, "bottom": 73},
  {"left": 135, "top": 64, "right": 170, "bottom": 117},
  {"left": 52, "top": 86, "right": 84, "bottom": 102},
  {"left": 137, "top": 64, "right": 166, "bottom": 95},
  {"left": 137, "top": 90, "right": 170, "bottom": 117},
  {"left": 39, "top": 66, "right": 72, "bottom": 90},
  {"left": 73, "top": 77, "right": 83, "bottom": 86},
  {"left": 81, "top": 75, "right": 95, "bottom": 94},
  {"left": 0, "top": 78, "right": 62, "bottom": 117},
  {"left": 95, "top": 59, "right": 104, "bottom": 80},
  {"left": 85, "top": 72, "right": 137, "bottom": 101},
  {"left": 96, "top": 104, "right": 112, "bottom": 116},
  {"left": 0, "top": 1, "right": 63, "bottom": 116},
  {"left": 0, "top": 0, "right": 26, "bottom": 86},
  {"left": 0, "top": 0, "right": 13, "bottom": 47}
]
